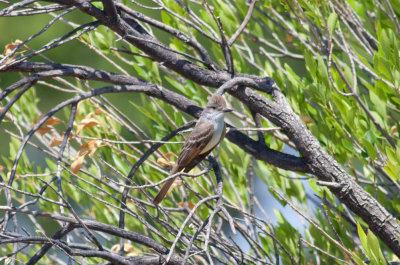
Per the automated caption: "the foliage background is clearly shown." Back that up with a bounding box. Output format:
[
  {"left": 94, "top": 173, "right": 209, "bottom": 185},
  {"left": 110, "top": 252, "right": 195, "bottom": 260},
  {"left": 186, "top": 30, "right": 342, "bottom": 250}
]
[{"left": 1, "top": 0, "right": 400, "bottom": 264}]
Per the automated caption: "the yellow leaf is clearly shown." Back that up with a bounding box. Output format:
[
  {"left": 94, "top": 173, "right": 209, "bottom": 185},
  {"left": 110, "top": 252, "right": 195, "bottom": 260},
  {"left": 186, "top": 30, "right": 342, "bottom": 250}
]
[
  {"left": 36, "top": 126, "right": 51, "bottom": 136},
  {"left": 157, "top": 157, "right": 172, "bottom": 167},
  {"left": 110, "top": 244, "right": 120, "bottom": 252},
  {"left": 44, "top": 117, "right": 61, "bottom": 125},
  {"left": 70, "top": 153, "right": 87, "bottom": 174},
  {"left": 110, "top": 243, "right": 135, "bottom": 253},
  {"left": 157, "top": 152, "right": 176, "bottom": 167},
  {"left": 125, "top": 244, "right": 135, "bottom": 253},
  {"left": 6, "top": 171, "right": 20, "bottom": 179},
  {"left": 390, "top": 125, "right": 398, "bottom": 135},
  {"left": 127, "top": 251, "right": 139, "bottom": 257}
]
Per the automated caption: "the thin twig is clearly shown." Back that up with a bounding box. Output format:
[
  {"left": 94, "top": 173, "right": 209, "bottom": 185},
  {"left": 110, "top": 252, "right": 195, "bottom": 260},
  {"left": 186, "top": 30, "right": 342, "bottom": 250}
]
[{"left": 228, "top": 0, "right": 258, "bottom": 46}]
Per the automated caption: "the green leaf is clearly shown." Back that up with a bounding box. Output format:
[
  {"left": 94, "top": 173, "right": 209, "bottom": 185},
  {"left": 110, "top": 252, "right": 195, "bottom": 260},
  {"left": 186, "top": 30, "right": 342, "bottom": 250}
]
[
  {"left": 161, "top": 10, "right": 173, "bottom": 26},
  {"left": 304, "top": 49, "right": 316, "bottom": 76},
  {"left": 357, "top": 222, "right": 368, "bottom": 251},
  {"left": 92, "top": 1, "right": 103, "bottom": 9},
  {"left": 369, "top": 91, "right": 387, "bottom": 121},
  {"left": 327, "top": 12, "right": 338, "bottom": 35},
  {"left": 373, "top": 55, "right": 392, "bottom": 81},
  {"left": 358, "top": 222, "right": 386, "bottom": 265},
  {"left": 362, "top": 138, "right": 376, "bottom": 161},
  {"left": 317, "top": 55, "right": 329, "bottom": 87},
  {"left": 366, "top": 230, "right": 386, "bottom": 265},
  {"left": 363, "top": 129, "right": 376, "bottom": 144}
]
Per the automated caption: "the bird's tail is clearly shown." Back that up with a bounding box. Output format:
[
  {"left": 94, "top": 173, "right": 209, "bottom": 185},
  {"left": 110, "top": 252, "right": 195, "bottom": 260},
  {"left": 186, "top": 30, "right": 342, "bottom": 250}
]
[
  {"left": 152, "top": 177, "right": 175, "bottom": 205},
  {"left": 153, "top": 166, "right": 180, "bottom": 205}
]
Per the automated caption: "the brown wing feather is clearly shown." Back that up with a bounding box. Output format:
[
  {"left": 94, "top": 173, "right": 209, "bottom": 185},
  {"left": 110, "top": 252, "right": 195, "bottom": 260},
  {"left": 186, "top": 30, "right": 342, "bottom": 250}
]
[
  {"left": 183, "top": 124, "right": 226, "bottom": 172},
  {"left": 175, "top": 120, "right": 214, "bottom": 170},
  {"left": 153, "top": 120, "right": 214, "bottom": 205}
]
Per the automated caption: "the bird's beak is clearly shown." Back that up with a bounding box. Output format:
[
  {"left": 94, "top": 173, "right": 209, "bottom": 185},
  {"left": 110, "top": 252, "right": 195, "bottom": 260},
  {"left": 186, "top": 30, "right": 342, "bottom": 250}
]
[{"left": 223, "top": 108, "right": 233, "bottom": 113}]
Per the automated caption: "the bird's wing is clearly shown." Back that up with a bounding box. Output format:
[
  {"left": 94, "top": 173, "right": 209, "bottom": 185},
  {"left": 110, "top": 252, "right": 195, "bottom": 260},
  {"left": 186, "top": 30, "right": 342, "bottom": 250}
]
[
  {"left": 153, "top": 120, "right": 214, "bottom": 205},
  {"left": 175, "top": 120, "right": 214, "bottom": 170}
]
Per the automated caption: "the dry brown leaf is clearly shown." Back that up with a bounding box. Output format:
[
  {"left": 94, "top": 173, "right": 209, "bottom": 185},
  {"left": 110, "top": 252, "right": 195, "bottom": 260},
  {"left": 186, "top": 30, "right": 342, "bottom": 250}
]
[
  {"left": 300, "top": 115, "right": 313, "bottom": 124},
  {"left": 164, "top": 152, "right": 175, "bottom": 159},
  {"left": 36, "top": 126, "right": 51, "bottom": 136},
  {"left": 76, "top": 118, "right": 100, "bottom": 134},
  {"left": 50, "top": 137, "right": 63, "bottom": 147},
  {"left": 70, "top": 153, "right": 87, "bottom": 174},
  {"left": 178, "top": 201, "right": 195, "bottom": 210},
  {"left": 78, "top": 140, "right": 103, "bottom": 157},
  {"left": 94, "top": 109, "right": 105, "bottom": 115},
  {"left": 82, "top": 118, "right": 99, "bottom": 127},
  {"left": 0, "top": 165, "right": 5, "bottom": 172},
  {"left": 33, "top": 115, "right": 47, "bottom": 125},
  {"left": 64, "top": 132, "right": 74, "bottom": 139},
  {"left": 45, "top": 117, "right": 62, "bottom": 125},
  {"left": 50, "top": 132, "right": 74, "bottom": 147},
  {"left": 3, "top": 39, "right": 22, "bottom": 56}
]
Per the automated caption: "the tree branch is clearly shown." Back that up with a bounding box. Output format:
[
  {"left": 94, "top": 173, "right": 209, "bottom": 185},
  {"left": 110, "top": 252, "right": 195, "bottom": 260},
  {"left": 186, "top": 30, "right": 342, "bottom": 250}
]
[
  {"left": 0, "top": 206, "right": 186, "bottom": 264},
  {"left": 101, "top": 0, "right": 118, "bottom": 24},
  {"left": 2, "top": 62, "right": 307, "bottom": 175},
  {"left": 228, "top": 0, "right": 258, "bottom": 46}
]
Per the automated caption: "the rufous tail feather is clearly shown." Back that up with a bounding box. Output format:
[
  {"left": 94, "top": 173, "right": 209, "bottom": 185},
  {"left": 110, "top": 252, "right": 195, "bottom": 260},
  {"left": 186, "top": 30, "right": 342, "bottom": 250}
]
[{"left": 153, "top": 178, "right": 175, "bottom": 205}]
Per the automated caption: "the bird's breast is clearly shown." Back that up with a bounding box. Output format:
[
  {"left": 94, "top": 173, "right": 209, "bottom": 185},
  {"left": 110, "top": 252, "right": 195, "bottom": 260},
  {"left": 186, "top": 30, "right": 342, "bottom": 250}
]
[{"left": 199, "top": 119, "right": 225, "bottom": 154}]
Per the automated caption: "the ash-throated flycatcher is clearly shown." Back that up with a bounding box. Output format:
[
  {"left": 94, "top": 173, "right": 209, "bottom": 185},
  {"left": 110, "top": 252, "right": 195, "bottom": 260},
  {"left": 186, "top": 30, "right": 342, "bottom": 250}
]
[{"left": 153, "top": 94, "right": 232, "bottom": 205}]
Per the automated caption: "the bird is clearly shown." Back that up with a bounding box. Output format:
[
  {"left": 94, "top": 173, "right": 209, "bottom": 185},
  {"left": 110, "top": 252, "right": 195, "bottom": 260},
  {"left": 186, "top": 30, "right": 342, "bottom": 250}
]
[{"left": 153, "top": 94, "right": 232, "bottom": 205}]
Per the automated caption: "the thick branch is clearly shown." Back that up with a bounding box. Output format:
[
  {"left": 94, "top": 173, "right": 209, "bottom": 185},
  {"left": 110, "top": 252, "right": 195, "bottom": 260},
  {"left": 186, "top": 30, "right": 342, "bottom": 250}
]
[
  {"left": 2, "top": 62, "right": 306, "bottom": 174},
  {"left": 4, "top": 0, "right": 400, "bottom": 257},
  {"left": 231, "top": 85, "right": 400, "bottom": 256},
  {"left": 116, "top": 4, "right": 218, "bottom": 70},
  {"left": 53, "top": 1, "right": 400, "bottom": 252},
  {"left": 45, "top": 0, "right": 235, "bottom": 86},
  {"left": 27, "top": 224, "right": 74, "bottom": 265},
  {"left": 101, "top": 0, "right": 118, "bottom": 24}
]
